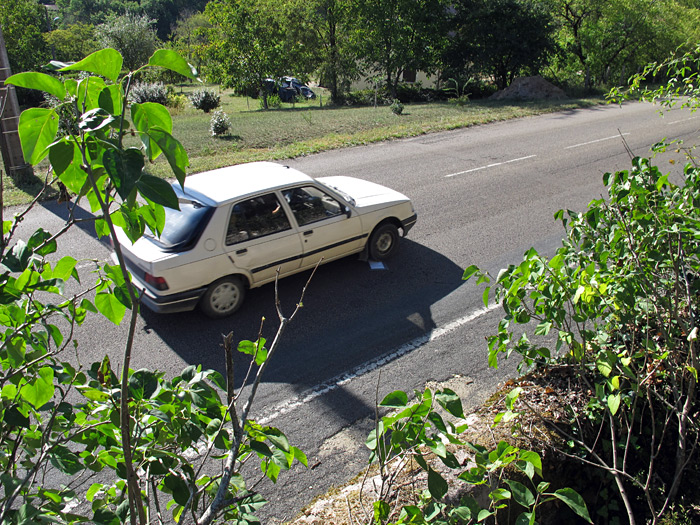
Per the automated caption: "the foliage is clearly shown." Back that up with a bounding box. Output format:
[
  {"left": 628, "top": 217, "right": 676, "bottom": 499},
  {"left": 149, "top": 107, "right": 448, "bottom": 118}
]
[
  {"left": 389, "top": 100, "right": 404, "bottom": 115},
  {"left": 96, "top": 13, "right": 161, "bottom": 71},
  {"left": 4, "top": 47, "right": 306, "bottom": 524},
  {"left": 128, "top": 81, "right": 169, "bottom": 105},
  {"left": 366, "top": 388, "right": 592, "bottom": 524},
  {"left": 201, "top": 0, "right": 315, "bottom": 109},
  {"left": 189, "top": 88, "right": 220, "bottom": 112},
  {"left": 351, "top": 0, "right": 449, "bottom": 98},
  {"left": 0, "top": 0, "right": 50, "bottom": 106},
  {"left": 445, "top": 0, "right": 557, "bottom": 90},
  {"left": 167, "top": 92, "right": 189, "bottom": 111},
  {"left": 209, "top": 109, "right": 231, "bottom": 136},
  {"left": 43, "top": 22, "right": 99, "bottom": 63},
  {"left": 55, "top": 0, "right": 141, "bottom": 26},
  {"left": 259, "top": 93, "right": 281, "bottom": 110},
  {"left": 463, "top": 154, "right": 700, "bottom": 523}
]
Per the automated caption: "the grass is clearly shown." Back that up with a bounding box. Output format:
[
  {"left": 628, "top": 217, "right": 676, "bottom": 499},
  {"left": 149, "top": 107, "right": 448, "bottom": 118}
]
[{"left": 2, "top": 84, "right": 603, "bottom": 206}]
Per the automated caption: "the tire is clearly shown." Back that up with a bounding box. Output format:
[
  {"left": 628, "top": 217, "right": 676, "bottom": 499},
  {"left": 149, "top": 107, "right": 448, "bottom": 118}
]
[
  {"left": 200, "top": 276, "right": 246, "bottom": 318},
  {"left": 368, "top": 223, "right": 399, "bottom": 261}
]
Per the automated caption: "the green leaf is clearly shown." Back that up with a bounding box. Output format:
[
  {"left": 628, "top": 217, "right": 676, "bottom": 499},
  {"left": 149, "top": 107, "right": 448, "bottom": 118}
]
[
  {"left": 49, "top": 445, "right": 83, "bottom": 475},
  {"left": 6, "top": 72, "right": 66, "bottom": 100},
  {"left": 148, "top": 49, "right": 199, "bottom": 80},
  {"left": 373, "top": 500, "right": 390, "bottom": 522},
  {"left": 60, "top": 48, "right": 123, "bottom": 82},
  {"left": 380, "top": 390, "right": 408, "bottom": 407},
  {"left": 137, "top": 175, "right": 179, "bottom": 210},
  {"left": 95, "top": 292, "right": 127, "bottom": 325},
  {"left": 78, "top": 108, "right": 115, "bottom": 132},
  {"left": 98, "top": 84, "right": 123, "bottom": 116},
  {"left": 435, "top": 388, "right": 465, "bottom": 418},
  {"left": 552, "top": 488, "right": 592, "bottom": 523},
  {"left": 518, "top": 451, "right": 542, "bottom": 478},
  {"left": 103, "top": 148, "right": 145, "bottom": 200},
  {"left": 49, "top": 140, "right": 89, "bottom": 194},
  {"left": 427, "top": 468, "right": 448, "bottom": 499},
  {"left": 18, "top": 108, "right": 59, "bottom": 164},
  {"left": 163, "top": 473, "right": 190, "bottom": 506},
  {"left": 506, "top": 480, "right": 535, "bottom": 508},
  {"left": 4, "top": 406, "right": 30, "bottom": 428},
  {"left": 131, "top": 103, "right": 172, "bottom": 160},
  {"left": 463, "top": 264, "right": 480, "bottom": 281},
  {"left": 607, "top": 393, "right": 621, "bottom": 415},
  {"left": 144, "top": 128, "right": 188, "bottom": 187},
  {"left": 19, "top": 367, "right": 55, "bottom": 409}
]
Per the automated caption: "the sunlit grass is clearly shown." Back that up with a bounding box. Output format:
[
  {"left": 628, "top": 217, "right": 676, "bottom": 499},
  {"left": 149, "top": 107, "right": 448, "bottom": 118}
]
[{"left": 2, "top": 85, "right": 602, "bottom": 206}]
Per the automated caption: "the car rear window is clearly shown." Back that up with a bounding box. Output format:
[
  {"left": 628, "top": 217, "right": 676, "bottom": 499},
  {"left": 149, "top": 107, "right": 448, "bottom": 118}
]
[{"left": 145, "top": 200, "right": 214, "bottom": 252}]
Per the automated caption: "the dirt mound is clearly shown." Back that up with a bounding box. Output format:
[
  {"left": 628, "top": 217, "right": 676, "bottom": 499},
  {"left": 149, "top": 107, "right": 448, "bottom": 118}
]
[{"left": 490, "top": 76, "right": 567, "bottom": 101}]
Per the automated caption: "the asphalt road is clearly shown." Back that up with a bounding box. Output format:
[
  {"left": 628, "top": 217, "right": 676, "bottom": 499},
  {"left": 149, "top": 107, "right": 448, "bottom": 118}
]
[{"left": 12, "top": 101, "right": 699, "bottom": 521}]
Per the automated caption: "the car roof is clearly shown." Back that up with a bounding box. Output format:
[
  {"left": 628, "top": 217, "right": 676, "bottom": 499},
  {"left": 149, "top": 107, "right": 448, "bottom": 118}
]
[{"left": 182, "top": 162, "right": 313, "bottom": 206}]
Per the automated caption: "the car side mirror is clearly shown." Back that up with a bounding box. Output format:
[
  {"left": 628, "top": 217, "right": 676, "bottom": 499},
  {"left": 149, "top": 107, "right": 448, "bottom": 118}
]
[{"left": 344, "top": 206, "right": 352, "bottom": 218}]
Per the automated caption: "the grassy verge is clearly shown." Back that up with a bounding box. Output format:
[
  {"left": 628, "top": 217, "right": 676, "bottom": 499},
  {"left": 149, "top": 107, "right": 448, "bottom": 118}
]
[{"left": 2, "top": 86, "right": 602, "bottom": 207}]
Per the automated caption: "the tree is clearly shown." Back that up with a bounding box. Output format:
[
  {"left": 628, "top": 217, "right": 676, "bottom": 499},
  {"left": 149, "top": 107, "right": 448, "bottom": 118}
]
[
  {"left": 202, "top": 0, "right": 314, "bottom": 108},
  {"left": 140, "top": 0, "right": 209, "bottom": 41},
  {"left": 446, "top": 0, "right": 557, "bottom": 90},
  {"left": 0, "top": 0, "right": 50, "bottom": 75},
  {"left": 548, "top": 0, "right": 699, "bottom": 89},
  {"left": 43, "top": 22, "right": 99, "bottom": 62},
  {"left": 305, "top": 0, "right": 358, "bottom": 103},
  {"left": 96, "top": 12, "right": 160, "bottom": 71},
  {"left": 3, "top": 48, "right": 307, "bottom": 524},
  {"left": 352, "top": 0, "right": 449, "bottom": 98},
  {"left": 171, "top": 11, "right": 210, "bottom": 72},
  {"left": 55, "top": 0, "right": 140, "bottom": 25}
]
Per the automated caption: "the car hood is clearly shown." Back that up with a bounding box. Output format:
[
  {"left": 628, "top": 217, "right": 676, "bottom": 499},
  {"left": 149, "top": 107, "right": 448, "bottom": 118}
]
[{"left": 318, "top": 176, "right": 410, "bottom": 208}]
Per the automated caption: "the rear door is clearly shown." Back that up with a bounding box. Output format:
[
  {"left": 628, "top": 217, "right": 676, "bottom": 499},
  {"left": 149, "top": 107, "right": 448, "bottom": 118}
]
[{"left": 223, "top": 192, "right": 303, "bottom": 284}]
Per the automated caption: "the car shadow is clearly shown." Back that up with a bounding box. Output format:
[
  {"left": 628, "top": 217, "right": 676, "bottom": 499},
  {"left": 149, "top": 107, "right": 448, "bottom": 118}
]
[{"left": 138, "top": 238, "right": 465, "bottom": 397}]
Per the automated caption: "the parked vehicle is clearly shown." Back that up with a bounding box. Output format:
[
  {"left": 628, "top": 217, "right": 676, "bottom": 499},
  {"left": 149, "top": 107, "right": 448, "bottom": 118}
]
[{"left": 114, "top": 162, "right": 417, "bottom": 317}]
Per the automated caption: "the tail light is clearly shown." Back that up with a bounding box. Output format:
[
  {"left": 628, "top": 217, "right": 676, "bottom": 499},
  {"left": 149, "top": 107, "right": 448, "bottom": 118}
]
[{"left": 145, "top": 273, "right": 169, "bottom": 291}]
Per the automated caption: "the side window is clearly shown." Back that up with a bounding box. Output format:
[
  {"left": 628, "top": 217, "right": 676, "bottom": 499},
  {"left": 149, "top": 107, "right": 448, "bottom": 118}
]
[
  {"left": 283, "top": 186, "right": 343, "bottom": 227},
  {"left": 226, "top": 193, "right": 291, "bottom": 245}
]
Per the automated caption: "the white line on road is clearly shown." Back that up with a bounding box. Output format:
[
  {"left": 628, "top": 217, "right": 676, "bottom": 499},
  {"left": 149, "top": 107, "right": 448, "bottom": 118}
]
[
  {"left": 666, "top": 116, "right": 698, "bottom": 125},
  {"left": 565, "top": 133, "right": 630, "bottom": 149},
  {"left": 444, "top": 155, "right": 537, "bottom": 178},
  {"left": 258, "top": 303, "right": 501, "bottom": 425}
]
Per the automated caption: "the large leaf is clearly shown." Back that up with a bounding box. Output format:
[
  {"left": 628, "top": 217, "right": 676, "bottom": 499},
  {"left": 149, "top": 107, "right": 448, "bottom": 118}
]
[
  {"left": 95, "top": 292, "right": 127, "bottom": 325},
  {"left": 98, "top": 84, "right": 123, "bottom": 116},
  {"left": 380, "top": 390, "right": 408, "bottom": 408},
  {"left": 506, "top": 480, "right": 535, "bottom": 508},
  {"left": 6, "top": 72, "right": 66, "bottom": 100},
  {"left": 553, "top": 488, "right": 592, "bottom": 523},
  {"left": 77, "top": 77, "right": 108, "bottom": 113},
  {"left": 131, "top": 103, "right": 172, "bottom": 159},
  {"left": 137, "top": 175, "right": 179, "bottom": 210},
  {"left": 18, "top": 108, "right": 58, "bottom": 164},
  {"left": 79, "top": 108, "right": 115, "bottom": 132},
  {"left": 60, "top": 48, "right": 123, "bottom": 82},
  {"left": 145, "top": 128, "right": 188, "bottom": 187},
  {"left": 436, "top": 388, "right": 464, "bottom": 418},
  {"left": 148, "top": 49, "right": 199, "bottom": 80},
  {"left": 103, "top": 148, "right": 145, "bottom": 200},
  {"left": 19, "top": 367, "right": 55, "bottom": 409},
  {"left": 427, "top": 468, "right": 448, "bottom": 499},
  {"left": 49, "top": 140, "right": 88, "bottom": 194}
]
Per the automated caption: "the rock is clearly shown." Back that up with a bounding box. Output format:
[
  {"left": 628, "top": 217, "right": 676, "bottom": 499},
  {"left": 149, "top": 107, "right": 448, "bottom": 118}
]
[{"left": 490, "top": 76, "right": 567, "bottom": 101}]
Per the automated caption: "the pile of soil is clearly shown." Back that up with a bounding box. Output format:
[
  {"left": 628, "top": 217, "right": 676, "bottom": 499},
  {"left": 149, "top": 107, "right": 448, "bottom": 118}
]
[{"left": 490, "top": 76, "right": 567, "bottom": 101}]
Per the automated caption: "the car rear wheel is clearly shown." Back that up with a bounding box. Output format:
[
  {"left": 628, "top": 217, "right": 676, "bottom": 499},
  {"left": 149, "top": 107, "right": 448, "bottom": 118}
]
[
  {"left": 368, "top": 223, "right": 399, "bottom": 261},
  {"left": 200, "top": 276, "right": 245, "bottom": 318}
]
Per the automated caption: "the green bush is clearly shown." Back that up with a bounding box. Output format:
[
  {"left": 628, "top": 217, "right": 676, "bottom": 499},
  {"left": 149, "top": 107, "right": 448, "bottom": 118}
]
[
  {"left": 166, "top": 93, "right": 188, "bottom": 111},
  {"left": 210, "top": 109, "right": 231, "bottom": 136},
  {"left": 390, "top": 99, "right": 404, "bottom": 115},
  {"left": 129, "top": 81, "right": 169, "bottom": 105},
  {"left": 260, "top": 93, "right": 281, "bottom": 109},
  {"left": 189, "top": 88, "right": 220, "bottom": 112}
]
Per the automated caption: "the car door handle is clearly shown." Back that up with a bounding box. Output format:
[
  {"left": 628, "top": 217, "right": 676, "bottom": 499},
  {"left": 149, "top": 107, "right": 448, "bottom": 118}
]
[
  {"left": 303, "top": 230, "right": 313, "bottom": 236},
  {"left": 236, "top": 248, "right": 248, "bottom": 255}
]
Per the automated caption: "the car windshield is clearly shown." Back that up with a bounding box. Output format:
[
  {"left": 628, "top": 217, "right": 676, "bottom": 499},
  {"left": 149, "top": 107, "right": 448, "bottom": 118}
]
[
  {"left": 144, "top": 199, "right": 214, "bottom": 252},
  {"left": 317, "top": 181, "right": 356, "bottom": 206}
]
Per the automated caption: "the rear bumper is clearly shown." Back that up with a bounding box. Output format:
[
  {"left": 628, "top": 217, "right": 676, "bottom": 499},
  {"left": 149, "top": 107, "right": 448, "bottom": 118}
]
[
  {"left": 138, "top": 285, "right": 207, "bottom": 314},
  {"left": 401, "top": 214, "right": 418, "bottom": 236}
]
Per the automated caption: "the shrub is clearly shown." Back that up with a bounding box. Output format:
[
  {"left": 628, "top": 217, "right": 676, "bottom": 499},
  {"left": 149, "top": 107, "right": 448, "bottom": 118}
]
[
  {"left": 166, "top": 93, "right": 188, "bottom": 111},
  {"left": 189, "top": 88, "right": 220, "bottom": 112},
  {"left": 129, "top": 81, "right": 168, "bottom": 105},
  {"left": 390, "top": 99, "right": 404, "bottom": 115},
  {"left": 210, "top": 109, "right": 231, "bottom": 136},
  {"left": 259, "top": 93, "right": 281, "bottom": 109}
]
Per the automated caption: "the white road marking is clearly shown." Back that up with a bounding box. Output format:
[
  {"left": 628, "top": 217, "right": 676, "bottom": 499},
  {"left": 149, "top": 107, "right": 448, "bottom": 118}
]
[
  {"left": 258, "top": 303, "right": 501, "bottom": 425},
  {"left": 666, "top": 116, "right": 698, "bottom": 125},
  {"left": 444, "top": 155, "right": 536, "bottom": 178},
  {"left": 565, "top": 133, "right": 630, "bottom": 149}
]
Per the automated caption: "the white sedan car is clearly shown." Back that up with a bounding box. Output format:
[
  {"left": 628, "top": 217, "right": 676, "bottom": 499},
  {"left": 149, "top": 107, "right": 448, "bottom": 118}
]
[{"left": 115, "top": 162, "right": 417, "bottom": 317}]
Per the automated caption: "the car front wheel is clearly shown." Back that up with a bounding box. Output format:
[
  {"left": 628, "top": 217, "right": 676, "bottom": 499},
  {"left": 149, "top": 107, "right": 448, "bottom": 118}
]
[
  {"left": 368, "top": 223, "right": 399, "bottom": 261},
  {"left": 200, "top": 276, "right": 246, "bottom": 318}
]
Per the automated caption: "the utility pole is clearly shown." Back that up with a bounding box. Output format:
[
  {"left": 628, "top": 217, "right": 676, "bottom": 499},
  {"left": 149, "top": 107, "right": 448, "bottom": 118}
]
[{"left": 0, "top": 23, "right": 33, "bottom": 192}]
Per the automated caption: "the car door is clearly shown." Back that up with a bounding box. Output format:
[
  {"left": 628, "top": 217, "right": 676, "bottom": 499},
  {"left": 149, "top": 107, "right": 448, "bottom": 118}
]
[
  {"left": 282, "top": 185, "right": 363, "bottom": 269},
  {"left": 224, "top": 192, "right": 303, "bottom": 285}
]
